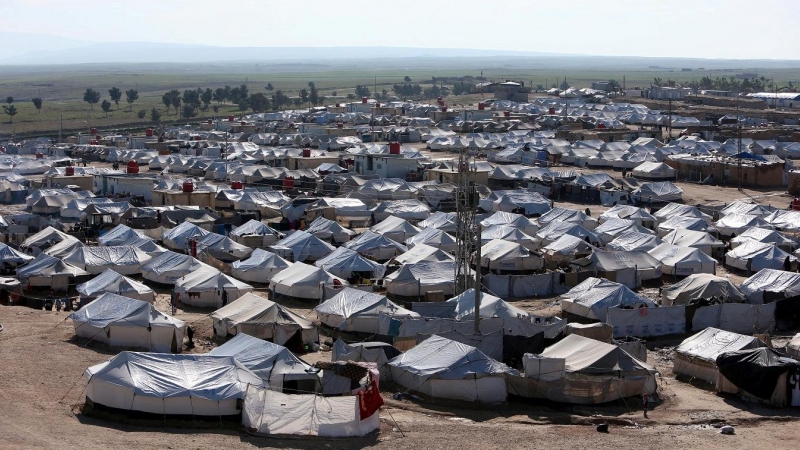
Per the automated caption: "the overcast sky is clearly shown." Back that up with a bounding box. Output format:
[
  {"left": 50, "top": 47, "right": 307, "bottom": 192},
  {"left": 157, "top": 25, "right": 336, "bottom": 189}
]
[{"left": 3, "top": 0, "right": 798, "bottom": 60}]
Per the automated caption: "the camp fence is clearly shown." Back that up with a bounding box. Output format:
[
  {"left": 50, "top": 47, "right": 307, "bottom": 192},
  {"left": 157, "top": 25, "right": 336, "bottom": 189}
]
[
  {"left": 377, "top": 313, "right": 566, "bottom": 341},
  {"left": 606, "top": 295, "right": 800, "bottom": 338}
]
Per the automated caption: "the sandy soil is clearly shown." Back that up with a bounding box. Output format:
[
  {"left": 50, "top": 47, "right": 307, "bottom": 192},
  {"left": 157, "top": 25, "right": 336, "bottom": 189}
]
[{"left": 3, "top": 294, "right": 800, "bottom": 450}]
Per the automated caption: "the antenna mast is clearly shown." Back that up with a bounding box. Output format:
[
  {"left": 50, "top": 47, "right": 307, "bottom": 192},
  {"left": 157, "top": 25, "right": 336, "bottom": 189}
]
[{"left": 455, "top": 147, "right": 481, "bottom": 333}]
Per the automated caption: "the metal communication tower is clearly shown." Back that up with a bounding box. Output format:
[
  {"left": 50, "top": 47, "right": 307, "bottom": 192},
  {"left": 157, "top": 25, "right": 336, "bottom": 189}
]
[{"left": 454, "top": 147, "right": 482, "bottom": 332}]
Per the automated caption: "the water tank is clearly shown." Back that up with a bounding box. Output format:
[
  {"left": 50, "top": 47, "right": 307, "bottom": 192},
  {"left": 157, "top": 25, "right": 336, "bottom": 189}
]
[
  {"left": 228, "top": 115, "right": 235, "bottom": 122},
  {"left": 302, "top": 148, "right": 311, "bottom": 158},
  {"left": 126, "top": 160, "right": 139, "bottom": 174},
  {"left": 441, "top": 106, "right": 447, "bottom": 112},
  {"left": 230, "top": 181, "right": 243, "bottom": 189},
  {"left": 283, "top": 176, "right": 295, "bottom": 189},
  {"left": 478, "top": 102, "right": 485, "bottom": 110},
  {"left": 597, "top": 122, "right": 606, "bottom": 129},
  {"left": 65, "top": 166, "right": 75, "bottom": 176},
  {"left": 90, "top": 127, "right": 97, "bottom": 135},
  {"left": 240, "top": 121, "right": 246, "bottom": 126},
  {"left": 146, "top": 128, "right": 154, "bottom": 137},
  {"left": 335, "top": 103, "right": 340, "bottom": 107},
  {"left": 207, "top": 120, "right": 212, "bottom": 124},
  {"left": 361, "top": 97, "right": 368, "bottom": 104},
  {"left": 389, "top": 142, "right": 401, "bottom": 154},
  {"left": 548, "top": 107, "right": 555, "bottom": 115},
  {"left": 182, "top": 181, "right": 194, "bottom": 193},
  {"left": 35, "top": 153, "right": 43, "bottom": 159},
  {"left": 375, "top": 102, "right": 380, "bottom": 108},
  {"left": 337, "top": 122, "right": 343, "bottom": 129},
  {"left": 504, "top": 111, "right": 511, "bottom": 117}
]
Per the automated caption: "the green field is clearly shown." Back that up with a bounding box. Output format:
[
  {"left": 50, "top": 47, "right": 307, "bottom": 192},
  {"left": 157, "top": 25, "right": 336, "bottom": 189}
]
[{"left": 2, "top": 60, "right": 800, "bottom": 137}]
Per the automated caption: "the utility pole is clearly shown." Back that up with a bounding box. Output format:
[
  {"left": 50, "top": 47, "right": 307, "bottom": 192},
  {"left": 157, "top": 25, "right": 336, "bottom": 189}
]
[{"left": 736, "top": 93, "right": 743, "bottom": 192}]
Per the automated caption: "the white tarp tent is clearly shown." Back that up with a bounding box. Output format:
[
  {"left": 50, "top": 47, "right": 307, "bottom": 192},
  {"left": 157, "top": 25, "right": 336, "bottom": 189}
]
[
  {"left": 385, "top": 261, "right": 458, "bottom": 299},
  {"left": 269, "top": 230, "right": 335, "bottom": 263},
  {"left": 661, "top": 229, "right": 725, "bottom": 256},
  {"left": 209, "top": 333, "right": 320, "bottom": 392},
  {"left": 661, "top": 274, "right": 746, "bottom": 306},
  {"left": 76, "top": 269, "right": 156, "bottom": 303},
  {"left": 230, "top": 219, "right": 283, "bottom": 248},
  {"left": 673, "top": 327, "right": 763, "bottom": 384},
  {"left": 370, "top": 215, "right": 421, "bottom": 243},
  {"left": 561, "top": 277, "right": 655, "bottom": 320},
  {"left": 405, "top": 227, "right": 458, "bottom": 253},
  {"left": 231, "top": 249, "right": 291, "bottom": 283},
  {"left": 388, "top": 335, "right": 517, "bottom": 403},
  {"left": 649, "top": 243, "right": 718, "bottom": 275},
  {"left": 305, "top": 217, "right": 355, "bottom": 244},
  {"left": 195, "top": 233, "right": 253, "bottom": 261},
  {"left": 315, "top": 288, "right": 418, "bottom": 334},
  {"left": 593, "top": 218, "right": 654, "bottom": 245},
  {"left": 242, "top": 385, "right": 380, "bottom": 437},
  {"left": 606, "top": 231, "right": 663, "bottom": 252},
  {"left": 343, "top": 230, "right": 407, "bottom": 262},
  {"left": 731, "top": 227, "right": 795, "bottom": 252},
  {"left": 63, "top": 245, "right": 152, "bottom": 275},
  {"left": 314, "top": 247, "right": 386, "bottom": 280},
  {"left": 16, "top": 253, "right": 89, "bottom": 290},
  {"left": 0, "top": 242, "right": 34, "bottom": 268},
  {"left": 599, "top": 205, "right": 657, "bottom": 228},
  {"left": 392, "top": 243, "right": 454, "bottom": 265},
  {"left": 161, "top": 222, "right": 210, "bottom": 251},
  {"left": 270, "top": 262, "right": 347, "bottom": 301},
  {"left": 479, "top": 239, "right": 543, "bottom": 273},
  {"left": 715, "top": 213, "right": 774, "bottom": 238},
  {"left": 174, "top": 267, "right": 254, "bottom": 308},
  {"left": 84, "top": 352, "right": 263, "bottom": 416},
  {"left": 70, "top": 293, "right": 185, "bottom": 352},
  {"left": 739, "top": 269, "right": 800, "bottom": 303},
  {"left": 480, "top": 211, "right": 539, "bottom": 235},
  {"left": 631, "top": 162, "right": 676, "bottom": 180},
  {"left": 211, "top": 293, "right": 318, "bottom": 346},
  {"left": 141, "top": 251, "right": 210, "bottom": 284},
  {"left": 725, "top": 241, "right": 795, "bottom": 272},
  {"left": 631, "top": 181, "right": 683, "bottom": 203}
]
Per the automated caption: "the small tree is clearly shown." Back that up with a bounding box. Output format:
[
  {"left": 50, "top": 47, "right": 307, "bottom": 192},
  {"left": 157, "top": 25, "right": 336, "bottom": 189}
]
[
  {"left": 161, "top": 93, "right": 172, "bottom": 113},
  {"left": 150, "top": 108, "right": 162, "bottom": 123},
  {"left": 108, "top": 87, "right": 122, "bottom": 109},
  {"left": 125, "top": 89, "right": 139, "bottom": 111},
  {"left": 31, "top": 97, "right": 43, "bottom": 113},
  {"left": 2, "top": 104, "right": 17, "bottom": 123},
  {"left": 248, "top": 93, "right": 270, "bottom": 113},
  {"left": 201, "top": 88, "right": 213, "bottom": 109},
  {"left": 101, "top": 99, "right": 112, "bottom": 117},
  {"left": 167, "top": 89, "right": 182, "bottom": 115},
  {"left": 299, "top": 88, "right": 309, "bottom": 106},
  {"left": 5, "top": 96, "right": 12, "bottom": 105},
  {"left": 213, "top": 87, "right": 226, "bottom": 104},
  {"left": 265, "top": 82, "right": 274, "bottom": 91},
  {"left": 404, "top": 76, "right": 412, "bottom": 83},
  {"left": 182, "top": 104, "right": 197, "bottom": 118},
  {"left": 136, "top": 109, "right": 146, "bottom": 120},
  {"left": 331, "top": 90, "right": 337, "bottom": 97},
  {"left": 83, "top": 89, "right": 101, "bottom": 110}
]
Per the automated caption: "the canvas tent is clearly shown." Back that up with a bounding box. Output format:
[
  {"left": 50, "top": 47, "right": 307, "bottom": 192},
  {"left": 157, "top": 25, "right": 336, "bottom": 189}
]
[
  {"left": 230, "top": 219, "right": 283, "bottom": 248},
  {"left": 195, "top": 232, "right": 253, "bottom": 262},
  {"left": 385, "top": 261, "right": 459, "bottom": 300},
  {"left": 392, "top": 243, "right": 454, "bottom": 265},
  {"left": 480, "top": 211, "right": 539, "bottom": 235},
  {"left": 661, "top": 229, "right": 725, "bottom": 256},
  {"left": 715, "top": 347, "right": 800, "bottom": 407},
  {"left": 161, "top": 222, "right": 211, "bottom": 251},
  {"left": 369, "top": 215, "right": 421, "bottom": 243},
  {"left": 76, "top": 269, "right": 156, "bottom": 303},
  {"left": 242, "top": 385, "right": 380, "bottom": 437},
  {"left": 509, "top": 334, "right": 658, "bottom": 404},
  {"left": 16, "top": 253, "right": 89, "bottom": 290},
  {"left": 561, "top": 277, "right": 656, "bottom": 321},
  {"left": 541, "top": 235, "right": 598, "bottom": 268},
  {"left": 631, "top": 162, "right": 676, "bottom": 180},
  {"left": 332, "top": 339, "right": 401, "bottom": 380},
  {"left": 372, "top": 199, "right": 431, "bottom": 222},
  {"left": 405, "top": 227, "right": 458, "bottom": 253},
  {"left": 0, "top": 242, "right": 34, "bottom": 269},
  {"left": 606, "top": 231, "right": 662, "bottom": 252},
  {"left": 739, "top": 269, "right": 800, "bottom": 303},
  {"left": 314, "top": 247, "right": 386, "bottom": 280},
  {"left": 21, "top": 226, "right": 76, "bottom": 251},
  {"left": 315, "top": 288, "right": 418, "bottom": 334},
  {"left": 715, "top": 213, "right": 773, "bottom": 238},
  {"left": 174, "top": 267, "right": 254, "bottom": 308},
  {"left": 653, "top": 203, "right": 712, "bottom": 224},
  {"left": 446, "top": 288, "right": 529, "bottom": 320},
  {"left": 269, "top": 230, "right": 335, "bottom": 263},
  {"left": 305, "top": 217, "right": 355, "bottom": 244},
  {"left": 480, "top": 225, "right": 538, "bottom": 250},
  {"left": 673, "top": 327, "right": 763, "bottom": 384},
  {"left": 649, "top": 243, "right": 718, "bottom": 275},
  {"left": 731, "top": 227, "right": 795, "bottom": 252},
  {"left": 571, "top": 251, "right": 662, "bottom": 287},
  {"left": 230, "top": 249, "right": 291, "bottom": 283},
  {"left": 209, "top": 333, "right": 320, "bottom": 392},
  {"left": 84, "top": 352, "right": 263, "bottom": 416},
  {"left": 97, "top": 224, "right": 146, "bottom": 247},
  {"left": 593, "top": 219, "right": 654, "bottom": 245},
  {"left": 388, "top": 335, "right": 518, "bottom": 403},
  {"left": 63, "top": 245, "right": 152, "bottom": 275},
  {"left": 479, "top": 239, "right": 543, "bottom": 273},
  {"left": 599, "top": 205, "right": 657, "bottom": 228},
  {"left": 631, "top": 181, "right": 683, "bottom": 203},
  {"left": 725, "top": 241, "right": 795, "bottom": 272},
  {"left": 212, "top": 293, "right": 318, "bottom": 347},
  {"left": 141, "top": 251, "right": 210, "bottom": 284},
  {"left": 661, "top": 274, "right": 746, "bottom": 306},
  {"left": 70, "top": 293, "right": 185, "bottom": 352},
  {"left": 270, "top": 262, "right": 347, "bottom": 301},
  {"left": 343, "top": 230, "right": 407, "bottom": 262},
  {"left": 788, "top": 334, "right": 800, "bottom": 360}
]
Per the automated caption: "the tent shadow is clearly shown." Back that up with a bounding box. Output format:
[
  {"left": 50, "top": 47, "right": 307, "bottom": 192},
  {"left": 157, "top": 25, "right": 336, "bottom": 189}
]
[
  {"left": 718, "top": 394, "right": 800, "bottom": 418},
  {"left": 238, "top": 431, "right": 381, "bottom": 449}
]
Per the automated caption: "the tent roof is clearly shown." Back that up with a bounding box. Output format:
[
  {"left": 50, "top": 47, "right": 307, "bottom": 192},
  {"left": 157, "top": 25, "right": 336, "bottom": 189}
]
[
  {"left": 541, "top": 334, "right": 656, "bottom": 374},
  {"left": 447, "top": 288, "right": 528, "bottom": 320},
  {"left": 676, "top": 327, "right": 762, "bottom": 362},
  {"left": 70, "top": 292, "right": 182, "bottom": 329},
  {"left": 388, "top": 334, "right": 515, "bottom": 379},
  {"left": 208, "top": 333, "right": 312, "bottom": 380}
]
